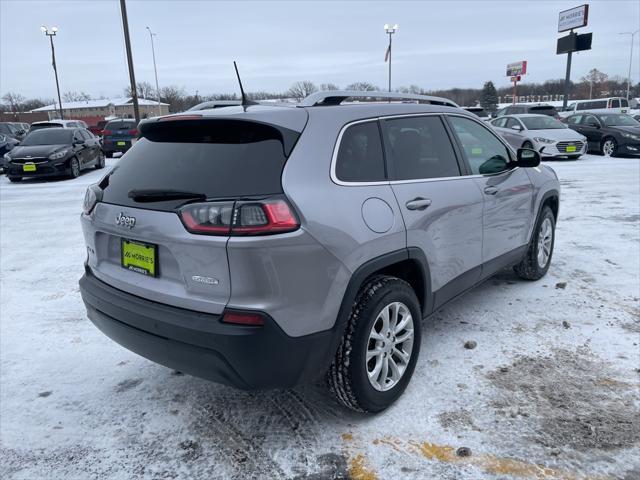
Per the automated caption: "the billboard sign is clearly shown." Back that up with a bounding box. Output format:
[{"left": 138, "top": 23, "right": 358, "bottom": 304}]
[
  {"left": 558, "top": 4, "right": 589, "bottom": 32},
  {"left": 557, "top": 32, "right": 593, "bottom": 54},
  {"left": 506, "top": 61, "right": 527, "bottom": 77}
]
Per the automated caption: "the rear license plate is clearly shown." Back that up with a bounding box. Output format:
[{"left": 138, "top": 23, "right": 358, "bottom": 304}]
[
  {"left": 117, "top": 141, "right": 126, "bottom": 146},
  {"left": 121, "top": 239, "right": 157, "bottom": 277},
  {"left": 23, "top": 163, "right": 36, "bottom": 172},
  {"left": 566, "top": 145, "right": 577, "bottom": 152}
]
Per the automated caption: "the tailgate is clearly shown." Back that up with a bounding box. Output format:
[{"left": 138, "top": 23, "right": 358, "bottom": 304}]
[{"left": 82, "top": 202, "right": 230, "bottom": 314}]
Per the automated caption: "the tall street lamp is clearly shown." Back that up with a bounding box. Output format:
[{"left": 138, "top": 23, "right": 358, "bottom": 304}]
[
  {"left": 40, "top": 25, "right": 64, "bottom": 120},
  {"left": 619, "top": 30, "right": 639, "bottom": 101},
  {"left": 146, "top": 26, "right": 162, "bottom": 116},
  {"left": 384, "top": 24, "right": 398, "bottom": 93}
]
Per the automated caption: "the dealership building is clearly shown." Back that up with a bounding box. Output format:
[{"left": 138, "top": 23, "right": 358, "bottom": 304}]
[{"left": 32, "top": 97, "right": 170, "bottom": 120}]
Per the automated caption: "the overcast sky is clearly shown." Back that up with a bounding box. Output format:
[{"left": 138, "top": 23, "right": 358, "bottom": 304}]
[{"left": 1, "top": 0, "right": 638, "bottom": 100}]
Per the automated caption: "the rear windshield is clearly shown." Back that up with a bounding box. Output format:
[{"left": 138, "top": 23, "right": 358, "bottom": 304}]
[
  {"left": 105, "top": 120, "right": 137, "bottom": 130},
  {"left": 100, "top": 119, "right": 301, "bottom": 211},
  {"left": 465, "top": 108, "right": 488, "bottom": 117},
  {"left": 21, "top": 129, "right": 73, "bottom": 145},
  {"left": 29, "top": 123, "right": 62, "bottom": 131},
  {"left": 528, "top": 106, "right": 557, "bottom": 116}
]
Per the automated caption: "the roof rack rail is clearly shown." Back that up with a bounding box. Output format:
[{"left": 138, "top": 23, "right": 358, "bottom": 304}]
[{"left": 298, "top": 90, "right": 459, "bottom": 108}]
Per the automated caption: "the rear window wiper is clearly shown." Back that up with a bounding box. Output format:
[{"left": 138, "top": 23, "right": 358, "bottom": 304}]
[{"left": 128, "top": 189, "right": 207, "bottom": 202}]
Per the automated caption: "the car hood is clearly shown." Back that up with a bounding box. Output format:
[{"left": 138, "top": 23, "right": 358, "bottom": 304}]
[
  {"left": 608, "top": 125, "right": 640, "bottom": 135},
  {"left": 528, "top": 128, "right": 584, "bottom": 141},
  {"left": 9, "top": 144, "right": 69, "bottom": 158}
]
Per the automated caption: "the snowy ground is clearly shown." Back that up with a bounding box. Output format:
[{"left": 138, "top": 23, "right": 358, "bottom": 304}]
[{"left": 1, "top": 154, "right": 639, "bottom": 480}]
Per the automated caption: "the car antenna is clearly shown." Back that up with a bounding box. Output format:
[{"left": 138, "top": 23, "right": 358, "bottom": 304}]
[{"left": 234, "top": 61, "right": 257, "bottom": 110}]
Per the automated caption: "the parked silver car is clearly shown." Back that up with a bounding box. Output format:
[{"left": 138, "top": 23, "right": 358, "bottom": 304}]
[
  {"left": 490, "top": 114, "right": 587, "bottom": 159},
  {"left": 79, "top": 91, "right": 560, "bottom": 413}
]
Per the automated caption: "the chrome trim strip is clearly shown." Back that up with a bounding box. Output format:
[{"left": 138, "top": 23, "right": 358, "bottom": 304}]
[{"left": 330, "top": 112, "right": 518, "bottom": 187}]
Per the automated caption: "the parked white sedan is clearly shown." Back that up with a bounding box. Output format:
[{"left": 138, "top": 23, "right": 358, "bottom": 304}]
[{"left": 490, "top": 114, "right": 587, "bottom": 159}]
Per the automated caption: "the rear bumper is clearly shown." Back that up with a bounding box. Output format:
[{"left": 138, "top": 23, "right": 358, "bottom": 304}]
[
  {"left": 102, "top": 139, "right": 132, "bottom": 152},
  {"left": 79, "top": 269, "right": 341, "bottom": 389}
]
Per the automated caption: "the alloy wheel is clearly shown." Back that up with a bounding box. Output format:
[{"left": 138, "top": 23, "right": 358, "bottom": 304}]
[
  {"left": 537, "top": 217, "right": 553, "bottom": 268},
  {"left": 71, "top": 158, "right": 80, "bottom": 177},
  {"left": 366, "top": 301, "right": 415, "bottom": 392},
  {"left": 602, "top": 140, "right": 615, "bottom": 157}
]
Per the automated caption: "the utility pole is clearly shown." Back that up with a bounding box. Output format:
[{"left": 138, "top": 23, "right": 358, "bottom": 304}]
[
  {"left": 40, "top": 26, "right": 64, "bottom": 120},
  {"left": 562, "top": 33, "right": 574, "bottom": 110},
  {"left": 146, "top": 26, "right": 162, "bottom": 116},
  {"left": 120, "top": 0, "right": 140, "bottom": 123},
  {"left": 619, "top": 30, "right": 639, "bottom": 101}
]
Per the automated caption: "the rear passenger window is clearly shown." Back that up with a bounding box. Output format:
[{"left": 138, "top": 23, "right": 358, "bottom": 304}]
[
  {"left": 383, "top": 116, "right": 460, "bottom": 180},
  {"left": 448, "top": 116, "right": 511, "bottom": 175},
  {"left": 611, "top": 99, "right": 620, "bottom": 108},
  {"left": 335, "top": 122, "right": 386, "bottom": 182}
]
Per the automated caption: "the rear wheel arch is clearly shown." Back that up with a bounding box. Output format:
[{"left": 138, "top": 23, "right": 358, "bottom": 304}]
[
  {"left": 336, "top": 249, "right": 432, "bottom": 328},
  {"left": 529, "top": 189, "right": 559, "bottom": 244}
]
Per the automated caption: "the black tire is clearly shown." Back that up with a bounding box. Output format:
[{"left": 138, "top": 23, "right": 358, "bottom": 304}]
[
  {"left": 95, "top": 151, "right": 106, "bottom": 169},
  {"left": 327, "top": 275, "right": 422, "bottom": 413},
  {"left": 8, "top": 176, "right": 22, "bottom": 183},
  {"left": 522, "top": 141, "right": 534, "bottom": 150},
  {"left": 600, "top": 137, "right": 617, "bottom": 157},
  {"left": 103, "top": 150, "right": 112, "bottom": 159},
  {"left": 69, "top": 157, "right": 80, "bottom": 179},
  {"left": 514, "top": 206, "right": 555, "bottom": 280}
]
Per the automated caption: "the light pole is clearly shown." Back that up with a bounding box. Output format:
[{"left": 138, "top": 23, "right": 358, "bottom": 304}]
[
  {"left": 619, "top": 30, "right": 639, "bottom": 101},
  {"left": 40, "top": 26, "right": 64, "bottom": 120},
  {"left": 384, "top": 24, "right": 398, "bottom": 93},
  {"left": 146, "top": 26, "right": 162, "bottom": 116}
]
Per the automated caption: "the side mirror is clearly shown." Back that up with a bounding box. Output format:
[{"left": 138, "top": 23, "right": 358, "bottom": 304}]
[
  {"left": 510, "top": 125, "right": 522, "bottom": 131},
  {"left": 588, "top": 122, "right": 600, "bottom": 128},
  {"left": 73, "top": 139, "right": 84, "bottom": 146},
  {"left": 515, "top": 148, "right": 541, "bottom": 168}
]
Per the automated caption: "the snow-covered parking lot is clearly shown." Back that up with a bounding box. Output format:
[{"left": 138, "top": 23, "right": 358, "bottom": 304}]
[{"left": 1, "top": 154, "right": 639, "bottom": 480}]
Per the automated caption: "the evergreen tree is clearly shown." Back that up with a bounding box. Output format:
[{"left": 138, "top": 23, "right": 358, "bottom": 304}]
[{"left": 480, "top": 81, "right": 499, "bottom": 114}]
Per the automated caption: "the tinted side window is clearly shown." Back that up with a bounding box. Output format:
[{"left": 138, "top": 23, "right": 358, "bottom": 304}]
[
  {"left": 505, "top": 118, "right": 521, "bottom": 129},
  {"left": 611, "top": 99, "right": 620, "bottom": 108},
  {"left": 448, "top": 116, "right": 511, "bottom": 175},
  {"left": 335, "top": 122, "right": 386, "bottom": 182},
  {"left": 577, "top": 102, "right": 588, "bottom": 111},
  {"left": 383, "top": 116, "right": 459, "bottom": 180},
  {"left": 567, "top": 115, "right": 582, "bottom": 124},
  {"left": 584, "top": 115, "right": 599, "bottom": 126},
  {"left": 621, "top": 99, "right": 629, "bottom": 108},
  {"left": 492, "top": 118, "right": 507, "bottom": 128}
]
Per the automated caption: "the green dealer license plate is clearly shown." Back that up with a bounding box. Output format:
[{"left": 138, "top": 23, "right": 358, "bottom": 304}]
[
  {"left": 121, "top": 239, "right": 157, "bottom": 276},
  {"left": 117, "top": 141, "right": 126, "bottom": 146},
  {"left": 566, "top": 145, "right": 576, "bottom": 152}
]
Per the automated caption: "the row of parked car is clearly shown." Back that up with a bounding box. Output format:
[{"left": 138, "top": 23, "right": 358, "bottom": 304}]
[{"left": 1, "top": 117, "right": 139, "bottom": 181}]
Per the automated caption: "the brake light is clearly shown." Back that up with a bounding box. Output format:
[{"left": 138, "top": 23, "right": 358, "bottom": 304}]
[
  {"left": 179, "top": 197, "right": 299, "bottom": 236},
  {"left": 102, "top": 129, "right": 112, "bottom": 136},
  {"left": 222, "top": 310, "right": 265, "bottom": 326},
  {"left": 128, "top": 129, "right": 139, "bottom": 136}
]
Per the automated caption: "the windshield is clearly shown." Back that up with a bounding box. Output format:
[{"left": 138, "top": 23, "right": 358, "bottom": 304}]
[
  {"left": 21, "top": 129, "right": 73, "bottom": 146},
  {"left": 600, "top": 114, "right": 640, "bottom": 127},
  {"left": 521, "top": 116, "right": 565, "bottom": 130}
]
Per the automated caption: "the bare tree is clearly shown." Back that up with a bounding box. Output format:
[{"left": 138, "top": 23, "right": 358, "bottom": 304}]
[
  {"left": 123, "top": 81, "right": 156, "bottom": 100},
  {"left": 1, "top": 92, "right": 26, "bottom": 112},
  {"left": 580, "top": 68, "right": 608, "bottom": 98},
  {"left": 320, "top": 83, "right": 340, "bottom": 91},
  {"left": 63, "top": 91, "right": 91, "bottom": 102},
  {"left": 345, "top": 82, "right": 378, "bottom": 91},
  {"left": 159, "top": 85, "right": 187, "bottom": 112},
  {"left": 288, "top": 81, "right": 317, "bottom": 100}
]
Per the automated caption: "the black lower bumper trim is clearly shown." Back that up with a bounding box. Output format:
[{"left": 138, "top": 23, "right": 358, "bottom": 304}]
[{"left": 79, "top": 270, "right": 341, "bottom": 389}]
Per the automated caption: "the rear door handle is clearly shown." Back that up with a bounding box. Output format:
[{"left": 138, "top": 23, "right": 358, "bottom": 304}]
[
  {"left": 484, "top": 186, "right": 499, "bottom": 195},
  {"left": 405, "top": 198, "right": 432, "bottom": 210}
]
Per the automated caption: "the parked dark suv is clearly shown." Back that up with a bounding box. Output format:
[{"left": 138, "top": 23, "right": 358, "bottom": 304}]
[
  {"left": 102, "top": 119, "right": 138, "bottom": 157},
  {"left": 79, "top": 91, "right": 560, "bottom": 412}
]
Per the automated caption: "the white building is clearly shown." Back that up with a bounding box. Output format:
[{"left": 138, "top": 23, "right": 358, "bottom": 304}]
[{"left": 32, "top": 97, "right": 170, "bottom": 120}]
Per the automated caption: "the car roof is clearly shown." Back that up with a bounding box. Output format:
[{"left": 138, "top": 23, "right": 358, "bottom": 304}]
[{"left": 508, "top": 113, "right": 559, "bottom": 118}]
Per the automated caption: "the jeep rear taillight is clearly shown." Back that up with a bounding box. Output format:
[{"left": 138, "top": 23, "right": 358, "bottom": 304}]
[{"left": 179, "top": 197, "right": 299, "bottom": 236}]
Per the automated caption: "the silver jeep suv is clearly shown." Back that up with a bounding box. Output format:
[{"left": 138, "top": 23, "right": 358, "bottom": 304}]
[{"left": 79, "top": 91, "right": 560, "bottom": 413}]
